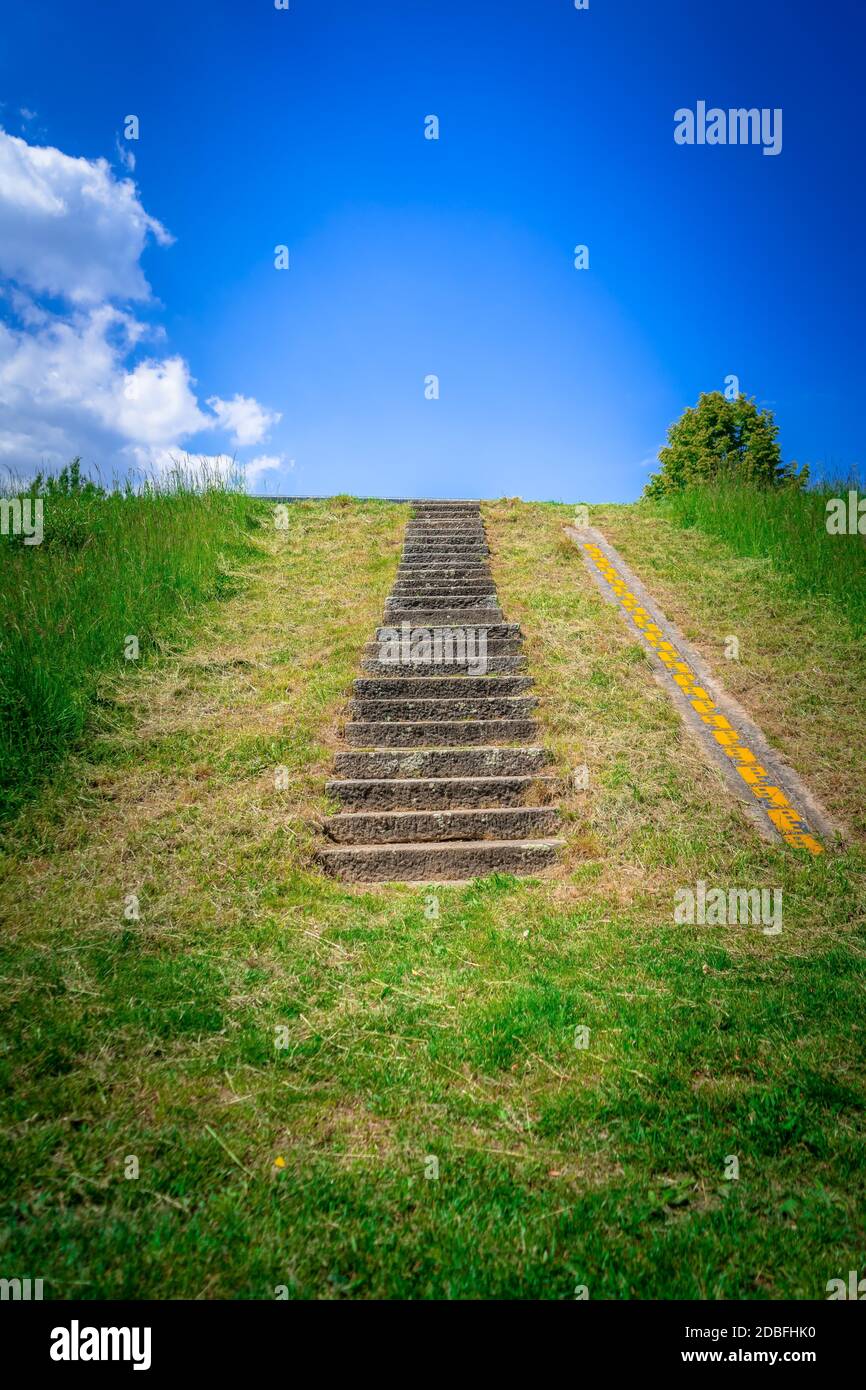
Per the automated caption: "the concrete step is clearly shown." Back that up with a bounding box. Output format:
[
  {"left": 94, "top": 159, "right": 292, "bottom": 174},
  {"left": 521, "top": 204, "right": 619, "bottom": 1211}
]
[
  {"left": 365, "top": 634, "right": 522, "bottom": 652},
  {"left": 391, "top": 580, "right": 496, "bottom": 589},
  {"left": 390, "top": 592, "right": 497, "bottom": 604},
  {"left": 405, "top": 526, "right": 486, "bottom": 535},
  {"left": 385, "top": 594, "right": 498, "bottom": 611},
  {"left": 401, "top": 554, "right": 490, "bottom": 565},
  {"left": 319, "top": 837, "right": 564, "bottom": 882},
  {"left": 399, "top": 554, "right": 487, "bottom": 563},
  {"left": 383, "top": 611, "right": 504, "bottom": 627},
  {"left": 402, "top": 541, "right": 488, "bottom": 550},
  {"left": 403, "top": 542, "right": 488, "bottom": 551},
  {"left": 325, "top": 805, "right": 560, "bottom": 844},
  {"left": 333, "top": 745, "right": 552, "bottom": 779},
  {"left": 360, "top": 656, "right": 526, "bottom": 675},
  {"left": 391, "top": 580, "right": 496, "bottom": 593},
  {"left": 404, "top": 538, "right": 487, "bottom": 546},
  {"left": 326, "top": 773, "right": 556, "bottom": 809},
  {"left": 346, "top": 719, "right": 539, "bottom": 746},
  {"left": 366, "top": 640, "right": 523, "bottom": 660},
  {"left": 374, "top": 624, "right": 520, "bottom": 642},
  {"left": 396, "top": 566, "right": 493, "bottom": 579},
  {"left": 349, "top": 695, "right": 537, "bottom": 721},
  {"left": 411, "top": 501, "right": 480, "bottom": 510},
  {"left": 352, "top": 676, "right": 533, "bottom": 698},
  {"left": 404, "top": 531, "right": 487, "bottom": 541},
  {"left": 388, "top": 589, "right": 499, "bottom": 600},
  {"left": 389, "top": 596, "right": 498, "bottom": 607},
  {"left": 395, "top": 577, "right": 494, "bottom": 588},
  {"left": 408, "top": 519, "right": 482, "bottom": 527},
  {"left": 398, "top": 557, "right": 491, "bottom": 568},
  {"left": 396, "top": 553, "right": 489, "bottom": 562}
]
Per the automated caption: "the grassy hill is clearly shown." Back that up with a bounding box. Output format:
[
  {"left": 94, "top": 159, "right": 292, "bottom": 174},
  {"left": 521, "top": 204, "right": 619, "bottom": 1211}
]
[{"left": 1, "top": 496, "right": 864, "bottom": 1298}]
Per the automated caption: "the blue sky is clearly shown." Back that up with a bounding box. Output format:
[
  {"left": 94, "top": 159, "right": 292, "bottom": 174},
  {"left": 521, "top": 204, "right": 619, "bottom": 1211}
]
[{"left": 0, "top": 0, "right": 863, "bottom": 500}]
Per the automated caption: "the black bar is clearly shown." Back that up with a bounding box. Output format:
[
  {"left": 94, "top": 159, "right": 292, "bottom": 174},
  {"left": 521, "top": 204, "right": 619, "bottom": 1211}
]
[{"left": 8, "top": 1298, "right": 860, "bottom": 1375}]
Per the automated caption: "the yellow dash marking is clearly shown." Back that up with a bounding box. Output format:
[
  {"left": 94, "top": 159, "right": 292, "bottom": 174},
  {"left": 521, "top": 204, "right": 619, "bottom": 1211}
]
[{"left": 582, "top": 541, "right": 824, "bottom": 854}]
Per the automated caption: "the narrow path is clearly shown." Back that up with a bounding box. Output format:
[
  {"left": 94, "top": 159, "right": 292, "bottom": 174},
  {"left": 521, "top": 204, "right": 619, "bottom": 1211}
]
[
  {"left": 320, "top": 501, "right": 563, "bottom": 880},
  {"left": 568, "top": 524, "right": 835, "bottom": 854}
]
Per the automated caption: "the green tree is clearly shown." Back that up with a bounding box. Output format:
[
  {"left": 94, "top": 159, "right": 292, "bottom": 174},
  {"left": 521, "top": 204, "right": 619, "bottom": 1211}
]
[{"left": 643, "top": 392, "right": 808, "bottom": 499}]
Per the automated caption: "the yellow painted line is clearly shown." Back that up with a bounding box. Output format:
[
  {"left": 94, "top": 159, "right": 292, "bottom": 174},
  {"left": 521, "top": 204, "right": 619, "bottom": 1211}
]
[{"left": 582, "top": 540, "right": 824, "bottom": 855}]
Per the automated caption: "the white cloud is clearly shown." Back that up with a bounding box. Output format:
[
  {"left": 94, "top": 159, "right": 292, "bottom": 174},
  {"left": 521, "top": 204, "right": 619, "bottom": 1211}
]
[
  {"left": 0, "top": 129, "right": 170, "bottom": 304},
  {"left": 243, "top": 453, "right": 293, "bottom": 488},
  {"left": 207, "top": 393, "right": 282, "bottom": 448},
  {"left": 114, "top": 135, "right": 136, "bottom": 174},
  {"left": 0, "top": 132, "right": 281, "bottom": 478},
  {"left": 0, "top": 304, "right": 198, "bottom": 472},
  {"left": 117, "top": 357, "right": 208, "bottom": 444}
]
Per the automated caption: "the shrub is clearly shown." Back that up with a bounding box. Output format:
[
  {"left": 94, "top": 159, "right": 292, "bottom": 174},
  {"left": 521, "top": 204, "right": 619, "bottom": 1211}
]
[{"left": 644, "top": 392, "right": 808, "bottom": 499}]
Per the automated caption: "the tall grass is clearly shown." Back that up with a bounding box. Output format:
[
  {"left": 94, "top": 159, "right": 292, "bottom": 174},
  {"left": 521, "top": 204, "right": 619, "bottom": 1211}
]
[
  {"left": 652, "top": 479, "right": 866, "bottom": 631},
  {"left": 0, "top": 462, "right": 264, "bottom": 815}
]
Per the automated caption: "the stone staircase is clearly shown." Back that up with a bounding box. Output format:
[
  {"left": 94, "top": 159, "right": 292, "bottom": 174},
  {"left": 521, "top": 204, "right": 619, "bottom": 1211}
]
[{"left": 319, "top": 500, "right": 564, "bottom": 881}]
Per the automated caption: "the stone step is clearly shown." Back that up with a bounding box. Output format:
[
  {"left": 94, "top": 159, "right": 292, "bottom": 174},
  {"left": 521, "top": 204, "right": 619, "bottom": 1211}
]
[
  {"left": 404, "top": 540, "right": 487, "bottom": 547},
  {"left": 374, "top": 624, "right": 520, "bottom": 642},
  {"left": 318, "top": 838, "right": 564, "bottom": 883},
  {"left": 360, "top": 655, "right": 526, "bottom": 675},
  {"left": 333, "top": 745, "right": 552, "bottom": 779},
  {"left": 404, "top": 531, "right": 487, "bottom": 541},
  {"left": 396, "top": 566, "right": 493, "bottom": 579},
  {"left": 383, "top": 609, "right": 504, "bottom": 626},
  {"left": 401, "top": 555, "right": 490, "bottom": 566},
  {"left": 392, "top": 589, "right": 498, "bottom": 599},
  {"left": 392, "top": 574, "right": 493, "bottom": 584},
  {"left": 403, "top": 543, "right": 486, "bottom": 551},
  {"left": 349, "top": 695, "right": 537, "bottom": 721},
  {"left": 366, "top": 638, "right": 522, "bottom": 659},
  {"left": 389, "top": 596, "right": 498, "bottom": 607},
  {"left": 405, "top": 521, "right": 486, "bottom": 530},
  {"left": 391, "top": 583, "right": 497, "bottom": 592},
  {"left": 390, "top": 593, "right": 497, "bottom": 604},
  {"left": 365, "top": 635, "right": 522, "bottom": 654},
  {"left": 398, "top": 557, "right": 491, "bottom": 568},
  {"left": 395, "top": 577, "right": 494, "bottom": 588},
  {"left": 325, "top": 805, "right": 559, "bottom": 845},
  {"left": 391, "top": 580, "right": 496, "bottom": 593},
  {"left": 326, "top": 773, "right": 556, "bottom": 809},
  {"left": 404, "top": 526, "right": 485, "bottom": 533},
  {"left": 402, "top": 540, "right": 489, "bottom": 549},
  {"left": 346, "top": 719, "right": 539, "bottom": 746},
  {"left": 411, "top": 501, "right": 480, "bottom": 510},
  {"left": 403, "top": 542, "right": 488, "bottom": 551},
  {"left": 352, "top": 676, "right": 533, "bottom": 698},
  {"left": 399, "top": 553, "right": 487, "bottom": 562},
  {"left": 385, "top": 594, "right": 498, "bottom": 611}
]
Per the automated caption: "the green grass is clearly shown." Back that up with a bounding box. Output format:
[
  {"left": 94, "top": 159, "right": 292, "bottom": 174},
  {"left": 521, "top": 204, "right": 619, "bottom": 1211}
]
[
  {"left": 1, "top": 498, "right": 864, "bottom": 1299},
  {"left": 0, "top": 473, "right": 265, "bottom": 815},
  {"left": 649, "top": 479, "right": 866, "bottom": 632}
]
